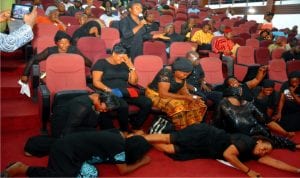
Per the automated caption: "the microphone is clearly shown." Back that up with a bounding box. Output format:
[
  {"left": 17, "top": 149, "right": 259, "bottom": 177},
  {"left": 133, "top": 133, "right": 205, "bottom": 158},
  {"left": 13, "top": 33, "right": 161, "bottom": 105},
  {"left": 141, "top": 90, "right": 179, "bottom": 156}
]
[{"left": 138, "top": 13, "right": 144, "bottom": 21}]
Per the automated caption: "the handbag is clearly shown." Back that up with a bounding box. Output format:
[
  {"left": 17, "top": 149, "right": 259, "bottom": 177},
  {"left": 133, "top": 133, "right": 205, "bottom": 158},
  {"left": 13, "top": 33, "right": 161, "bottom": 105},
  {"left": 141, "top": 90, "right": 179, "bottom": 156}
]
[{"left": 149, "top": 115, "right": 175, "bottom": 134}]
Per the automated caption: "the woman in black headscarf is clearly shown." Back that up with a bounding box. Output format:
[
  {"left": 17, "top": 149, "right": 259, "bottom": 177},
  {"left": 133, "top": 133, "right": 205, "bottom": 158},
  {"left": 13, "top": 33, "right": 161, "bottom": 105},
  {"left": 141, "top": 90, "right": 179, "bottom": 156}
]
[
  {"left": 146, "top": 57, "right": 207, "bottom": 130},
  {"left": 72, "top": 20, "right": 101, "bottom": 45},
  {"left": 21, "top": 30, "right": 92, "bottom": 83},
  {"left": 213, "top": 86, "right": 299, "bottom": 151}
]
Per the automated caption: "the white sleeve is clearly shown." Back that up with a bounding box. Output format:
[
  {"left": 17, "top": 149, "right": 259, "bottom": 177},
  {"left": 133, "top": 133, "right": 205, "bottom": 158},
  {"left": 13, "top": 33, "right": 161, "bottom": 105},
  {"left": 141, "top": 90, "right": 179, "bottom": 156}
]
[{"left": 0, "top": 24, "right": 33, "bottom": 52}]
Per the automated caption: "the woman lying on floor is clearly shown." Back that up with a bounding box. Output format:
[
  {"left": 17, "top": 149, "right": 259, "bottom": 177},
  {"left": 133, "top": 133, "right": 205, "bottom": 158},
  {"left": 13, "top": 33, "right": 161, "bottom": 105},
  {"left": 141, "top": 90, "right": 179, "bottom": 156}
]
[{"left": 143, "top": 123, "right": 300, "bottom": 177}]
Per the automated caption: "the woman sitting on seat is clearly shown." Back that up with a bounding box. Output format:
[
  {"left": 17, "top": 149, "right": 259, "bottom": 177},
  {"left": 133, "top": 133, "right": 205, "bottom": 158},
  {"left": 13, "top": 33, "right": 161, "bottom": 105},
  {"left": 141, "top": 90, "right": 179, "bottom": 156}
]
[
  {"left": 71, "top": 14, "right": 101, "bottom": 45},
  {"left": 145, "top": 57, "right": 207, "bottom": 130},
  {"left": 213, "top": 86, "right": 299, "bottom": 151},
  {"left": 20, "top": 30, "right": 92, "bottom": 83},
  {"left": 91, "top": 43, "right": 152, "bottom": 135}
]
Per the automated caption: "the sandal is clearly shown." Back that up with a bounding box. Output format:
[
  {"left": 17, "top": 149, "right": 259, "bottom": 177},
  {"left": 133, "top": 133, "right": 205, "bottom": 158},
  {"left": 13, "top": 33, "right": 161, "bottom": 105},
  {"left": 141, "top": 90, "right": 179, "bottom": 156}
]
[{"left": 0, "top": 162, "right": 16, "bottom": 177}]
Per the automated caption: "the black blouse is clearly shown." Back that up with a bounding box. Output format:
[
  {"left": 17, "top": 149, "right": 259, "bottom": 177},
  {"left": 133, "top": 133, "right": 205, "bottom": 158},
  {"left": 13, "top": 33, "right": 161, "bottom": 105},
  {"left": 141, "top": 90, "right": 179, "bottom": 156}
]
[
  {"left": 252, "top": 86, "right": 277, "bottom": 123},
  {"left": 91, "top": 59, "right": 130, "bottom": 89},
  {"left": 148, "top": 67, "right": 185, "bottom": 93},
  {"left": 23, "top": 46, "right": 92, "bottom": 76}
]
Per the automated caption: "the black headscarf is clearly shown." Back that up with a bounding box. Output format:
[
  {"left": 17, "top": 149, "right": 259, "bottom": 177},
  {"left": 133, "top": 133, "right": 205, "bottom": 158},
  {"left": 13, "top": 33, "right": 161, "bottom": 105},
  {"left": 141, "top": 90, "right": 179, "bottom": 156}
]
[
  {"left": 288, "top": 71, "right": 300, "bottom": 79},
  {"left": 172, "top": 57, "right": 193, "bottom": 72},
  {"left": 262, "top": 79, "right": 275, "bottom": 88},
  {"left": 54, "top": 30, "right": 72, "bottom": 43},
  {"left": 72, "top": 20, "right": 101, "bottom": 45},
  {"left": 125, "top": 135, "right": 151, "bottom": 164}
]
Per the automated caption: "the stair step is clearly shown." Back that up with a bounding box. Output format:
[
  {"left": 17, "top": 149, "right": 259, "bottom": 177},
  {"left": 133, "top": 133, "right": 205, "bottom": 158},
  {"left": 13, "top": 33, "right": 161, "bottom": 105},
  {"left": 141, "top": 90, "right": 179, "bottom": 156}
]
[
  {"left": 1, "top": 72, "right": 34, "bottom": 99},
  {"left": 1, "top": 98, "right": 40, "bottom": 133}
]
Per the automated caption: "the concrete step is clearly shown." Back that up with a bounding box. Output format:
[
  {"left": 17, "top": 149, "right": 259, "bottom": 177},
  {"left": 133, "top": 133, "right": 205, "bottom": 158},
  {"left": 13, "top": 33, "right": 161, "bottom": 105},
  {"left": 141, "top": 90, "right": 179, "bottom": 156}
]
[{"left": 1, "top": 98, "right": 40, "bottom": 133}]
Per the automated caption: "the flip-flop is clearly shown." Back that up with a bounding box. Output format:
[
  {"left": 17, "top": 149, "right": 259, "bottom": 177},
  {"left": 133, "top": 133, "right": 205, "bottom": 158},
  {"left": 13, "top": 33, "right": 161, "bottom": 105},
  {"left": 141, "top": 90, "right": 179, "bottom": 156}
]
[{"left": 0, "top": 162, "right": 17, "bottom": 178}]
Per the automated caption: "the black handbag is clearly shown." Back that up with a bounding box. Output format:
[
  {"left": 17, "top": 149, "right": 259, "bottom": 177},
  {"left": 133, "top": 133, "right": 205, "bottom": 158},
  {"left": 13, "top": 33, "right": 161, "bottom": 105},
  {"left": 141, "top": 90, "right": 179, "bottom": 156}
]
[{"left": 149, "top": 115, "right": 175, "bottom": 134}]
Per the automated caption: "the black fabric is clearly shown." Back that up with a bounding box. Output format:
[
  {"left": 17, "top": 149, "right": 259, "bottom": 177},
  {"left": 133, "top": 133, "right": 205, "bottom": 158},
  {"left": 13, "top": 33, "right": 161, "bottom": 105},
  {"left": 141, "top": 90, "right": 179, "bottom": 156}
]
[
  {"left": 278, "top": 81, "right": 300, "bottom": 131},
  {"left": 149, "top": 115, "right": 175, "bottom": 134},
  {"left": 214, "top": 98, "right": 296, "bottom": 150},
  {"left": 26, "top": 129, "right": 126, "bottom": 177},
  {"left": 119, "top": 15, "right": 152, "bottom": 60},
  {"left": 148, "top": 67, "right": 185, "bottom": 93},
  {"left": 72, "top": 21, "right": 101, "bottom": 45},
  {"left": 24, "top": 135, "right": 57, "bottom": 157},
  {"left": 91, "top": 59, "right": 130, "bottom": 89},
  {"left": 172, "top": 58, "right": 193, "bottom": 72},
  {"left": 51, "top": 95, "right": 99, "bottom": 138},
  {"left": 54, "top": 30, "right": 72, "bottom": 42},
  {"left": 125, "top": 135, "right": 151, "bottom": 164},
  {"left": 230, "top": 134, "right": 256, "bottom": 162}
]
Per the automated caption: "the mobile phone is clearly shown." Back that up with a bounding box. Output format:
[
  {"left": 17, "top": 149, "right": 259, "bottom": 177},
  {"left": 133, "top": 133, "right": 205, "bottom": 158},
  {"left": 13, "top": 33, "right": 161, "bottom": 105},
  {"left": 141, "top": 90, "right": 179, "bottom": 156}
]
[{"left": 11, "top": 4, "right": 33, "bottom": 20}]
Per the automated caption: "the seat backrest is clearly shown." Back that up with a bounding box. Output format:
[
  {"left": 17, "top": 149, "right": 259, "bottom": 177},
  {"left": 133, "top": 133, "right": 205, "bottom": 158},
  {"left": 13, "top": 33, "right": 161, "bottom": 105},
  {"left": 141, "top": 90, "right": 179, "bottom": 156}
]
[
  {"left": 238, "top": 33, "right": 251, "bottom": 41},
  {"left": 46, "top": 53, "right": 87, "bottom": 95},
  {"left": 286, "top": 60, "right": 300, "bottom": 74},
  {"left": 199, "top": 57, "right": 224, "bottom": 85},
  {"left": 34, "top": 23, "right": 59, "bottom": 38},
  {"left": 268, "top": 59, "right": 288, "bottom": 82},
  {"left": 77, "top": 37, "right": 108, "bottom": 63},
  {"left": 175, "top": 13, "right": 187, "bottom": 21},
  {"left": 91, "top": 8, "right": 105, "bottom": 18},
  {"left": 255, "top": 47, "right": 271, "bottom": 65},
  {"left": 169, "top": 42, "right": 193, "bottom": 64},
  {"left": 159, "top": 15, "right": 174, "bottom": 27},
  {"left": 271, "top": 48, "right": 285, "bottom": 60},
  {"left": 236, "top": 46, "right": 255, "bottom": 65},
  {"left": 143, "top": 40, "right": 168, "bottom": 65},
  {"left": 246, "top": 38, "right": 259, "bottom": 49},
  {"left": 66, "top": 25, "right": 80, "bottom": 36},
  {"left": 232, "top": 37, "right": 245, "bottom": 46},
  {"left": 259, "top": 40, "right": 273, "bottom": 48},
  {"left": 134, "top": 55, "right": 163, "bottom": 88},
  {"left": 60, "top": 16, "right": 80, "bottom": 25},
  {"left": 173, "top": 20, "right": 185, "bottom": 34},
  {"left": 100, "top": 27, "right": 120, "bottom": 50}
]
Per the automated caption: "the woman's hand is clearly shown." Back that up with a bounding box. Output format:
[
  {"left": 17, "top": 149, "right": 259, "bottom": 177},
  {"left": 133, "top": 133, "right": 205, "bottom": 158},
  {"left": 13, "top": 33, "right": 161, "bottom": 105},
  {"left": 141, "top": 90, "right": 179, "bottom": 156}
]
[
  {"left": 0, "top": 10, "right": 11, "bottom": 23},
  {"left": 20, "top": 76, "right": 29, "bottom": 83},
  {"left": 153, "top": 33, "right": 170, "bottom": 40},
  {"left": 247, "top": 169, "right": 261, "bottom": 178},
  {"left": 121, "top": 55, "right": 134, "bottom": 68},
  {"left": 272, "top": 113, "right": 282, "bottom": 121}
]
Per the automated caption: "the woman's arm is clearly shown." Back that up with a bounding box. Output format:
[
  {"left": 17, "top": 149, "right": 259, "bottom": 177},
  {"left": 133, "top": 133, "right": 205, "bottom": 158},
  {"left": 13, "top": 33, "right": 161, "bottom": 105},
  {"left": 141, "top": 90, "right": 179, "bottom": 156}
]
[
  {"left": 258, "top": 155, "right": 300, "bottom": 173},
  {"left": 115, "top": 156, "right": 150, "bottom": 175},
  {"left": 272, "top": 93, "right": 285, "bottom": 121},
  {"left": 92, "top": 71, "right": 112, "bottom": 92},
  {"left": 21, "top": 48, "right": 51, "bottom": 83},
  {"left": 266, "top": 121, "right": 295, "bottom": 138},
  {"left": 121, "top": 55, "right": 138, "bottom": 85},
  {"left": 246, "top": 65, "right": 268, "bottom": 89},
  {"left": 223, "top": 144, "right": 261, "bottom": 177}
]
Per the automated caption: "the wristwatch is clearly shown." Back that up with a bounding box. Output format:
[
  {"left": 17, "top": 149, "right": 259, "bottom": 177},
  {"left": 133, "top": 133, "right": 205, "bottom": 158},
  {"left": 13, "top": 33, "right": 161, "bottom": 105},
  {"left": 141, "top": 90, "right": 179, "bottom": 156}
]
[{"left": 192, "top": 95, "right": 198, "bottom": 99}]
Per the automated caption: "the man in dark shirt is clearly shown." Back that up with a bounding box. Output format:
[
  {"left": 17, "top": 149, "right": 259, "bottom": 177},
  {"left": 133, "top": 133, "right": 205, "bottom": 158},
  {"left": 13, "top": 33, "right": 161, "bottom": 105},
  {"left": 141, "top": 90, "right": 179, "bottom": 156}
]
[{"left": 3, "top": 129, "right": 151, "bottom": 177}]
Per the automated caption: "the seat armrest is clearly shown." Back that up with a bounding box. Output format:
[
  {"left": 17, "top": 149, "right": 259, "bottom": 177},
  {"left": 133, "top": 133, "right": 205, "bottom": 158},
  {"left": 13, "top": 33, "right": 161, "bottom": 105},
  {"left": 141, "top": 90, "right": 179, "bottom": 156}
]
[
  {"left": 38, "top": 84, "right": 50, "bottom": 131},
  {"left": 32, "top": 64, "right": 40, "bottom": 94}
]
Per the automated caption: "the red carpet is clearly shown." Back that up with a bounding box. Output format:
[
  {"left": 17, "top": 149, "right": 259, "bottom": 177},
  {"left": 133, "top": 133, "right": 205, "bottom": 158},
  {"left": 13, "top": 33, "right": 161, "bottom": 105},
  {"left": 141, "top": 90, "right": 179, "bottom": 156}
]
[{"left": 1, "top": 50, "right": 300, "bottom": 177}]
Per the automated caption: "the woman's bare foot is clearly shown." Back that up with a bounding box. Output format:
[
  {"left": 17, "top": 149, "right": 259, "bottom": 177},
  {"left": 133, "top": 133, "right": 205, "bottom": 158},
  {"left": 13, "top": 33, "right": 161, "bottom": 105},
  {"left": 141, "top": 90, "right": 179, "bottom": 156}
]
[
  {"left": 5, "top": 162, "right": 29, "bottom": 177},
  {"left": 24, "top": 152, "right": 32, "bottom": 157}
]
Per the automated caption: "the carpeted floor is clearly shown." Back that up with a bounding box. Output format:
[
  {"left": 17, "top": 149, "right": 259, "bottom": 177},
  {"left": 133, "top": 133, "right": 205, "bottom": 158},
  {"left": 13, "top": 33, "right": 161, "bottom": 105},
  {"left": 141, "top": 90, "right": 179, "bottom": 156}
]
[{"left": 1, "top": 50, "right": 300, "bottom": 177}]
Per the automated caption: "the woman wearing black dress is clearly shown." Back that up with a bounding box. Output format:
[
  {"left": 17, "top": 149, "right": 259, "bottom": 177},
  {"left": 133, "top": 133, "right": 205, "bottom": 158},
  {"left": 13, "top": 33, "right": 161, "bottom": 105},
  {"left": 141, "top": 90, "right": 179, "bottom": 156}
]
[
  {"left": 2, "top": 129, "right": 151, "bottom": 177},
  {"left": 143, "top": 123, "right": 300, "bottom": 177}
]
